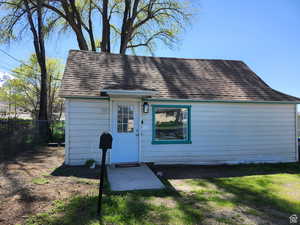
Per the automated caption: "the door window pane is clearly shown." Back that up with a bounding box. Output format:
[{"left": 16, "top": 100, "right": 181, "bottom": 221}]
[{"left": 117, "top": 105, "right": 134, "bottom": 133}]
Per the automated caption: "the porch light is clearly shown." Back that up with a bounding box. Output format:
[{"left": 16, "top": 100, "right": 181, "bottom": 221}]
[{"left": 143, "top": 102, "right": 149, "bottom": 113}]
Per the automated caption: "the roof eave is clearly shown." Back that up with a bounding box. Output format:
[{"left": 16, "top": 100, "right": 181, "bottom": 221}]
[
  {"left": 60, "top": 95, "right": 300, "bottom": 104},
  {"left": 61, "top": 95, "right": 110, "bottom": 100},
  {"left": 143, "top": 98, "right": 300, "bottom": 104}
]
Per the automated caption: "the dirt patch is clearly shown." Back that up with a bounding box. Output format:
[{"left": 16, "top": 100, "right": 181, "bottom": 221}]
[
  {"left": 146, "top": 197, "right": 177, "bottom": 208},
  {"left": 0, "top": 146, "right": 100, "bottom": 225}
]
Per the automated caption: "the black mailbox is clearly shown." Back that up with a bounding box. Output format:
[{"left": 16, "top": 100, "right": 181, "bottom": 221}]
[
  {"left": 97, "top": 131, "right": 113, "bottom": 215},
  {"left": 99, "top": 132, "right": 113, "bottom": 149}
]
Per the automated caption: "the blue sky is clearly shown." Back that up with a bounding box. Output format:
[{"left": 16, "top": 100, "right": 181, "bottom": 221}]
[{"left": 0, "top": 0, "right": 299, "bottom": 101}]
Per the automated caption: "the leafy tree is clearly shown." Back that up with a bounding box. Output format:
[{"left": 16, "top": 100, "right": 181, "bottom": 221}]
[
  {"left": 0, "top": 0, "right": 49, "bottom": 132},
  {"left": 0, "top": 0, "right": 192, "bottom": 54},
  {"left": 0, "top": 55, "right": 63, "bottom": 120},
  {"left": 40, "top": 0, "right": 191, "bottom": 54},
  {"left": 118, "top": 0, "right": 190, "bottom": 54},
  {"left": 0, "top": 79, "right": 24, "bottom": 117}
]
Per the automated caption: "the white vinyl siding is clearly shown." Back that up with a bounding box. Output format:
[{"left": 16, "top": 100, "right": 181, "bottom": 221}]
[
  {"left": 65, "top": 98, "right": 297, "bottom": 165},
  {"left": 141, "top": 102, "right": 297, "bottom": 164},
  {"left": 65, "top": 99, "right": 109, "bottom": 165}
]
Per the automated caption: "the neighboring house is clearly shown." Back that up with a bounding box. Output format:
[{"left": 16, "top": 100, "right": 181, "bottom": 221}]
[
  {"left": 0, "top": 101, "right": 32, "bottom": 118},
  {"left": 60, "top": 50, "right": 300, "bottom": 165},
  {"left": 0, "top": 101, "right": 8, "bottom": 113}
]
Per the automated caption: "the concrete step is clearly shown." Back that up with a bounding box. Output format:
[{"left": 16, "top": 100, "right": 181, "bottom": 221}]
[{"left": 107, "top": 164, "right": 165, "bottom": 191}]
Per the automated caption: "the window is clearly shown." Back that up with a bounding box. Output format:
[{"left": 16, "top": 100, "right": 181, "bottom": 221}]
[
  {"left": 117, "top": 105, "right": 134, "bottom": 133},
  {"left": 152, "top": 105, "right": 191, "bottom": 144}
]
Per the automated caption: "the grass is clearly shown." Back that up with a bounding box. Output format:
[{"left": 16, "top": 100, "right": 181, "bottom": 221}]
[
  {"left": 211, "top": 174, "right": 300, "bottom": 214},
  {"left": 26, "top": 163, "right": 300, "bottom": 225},
  {"left": 32, "top": 177, "right": 49, "bottom": 185},
  {"left": 26, "top": 190, "right": 199, "bottom": 225}
]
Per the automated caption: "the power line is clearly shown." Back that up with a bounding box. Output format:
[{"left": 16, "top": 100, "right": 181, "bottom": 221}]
[
  {"left": 1, "top": 58, "right": 18, "bottom": 68},
  {"left": 0, "top": 62, "right": 15, "bottom": 73},
  {"left": 0, "top": 49, "right": 25, "bottom": 64},
  {"left": 0, "top": 48, "right": 35, "bottom": 71},
  {"left": 0, "top": 49, "right": 62, "bottom": 81},
  {"left": 0, "top": 55, "right": 18, "bottom": 67}
]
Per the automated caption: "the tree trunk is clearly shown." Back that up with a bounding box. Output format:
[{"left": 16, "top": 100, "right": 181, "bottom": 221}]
[
  {"left": 37, "top": 0, "right": 48, "bottom": 122},
  {"left": 75, "top": 31, "right": 89, "bottom": 50},
  {"left": 24, "top": 0, "right": 49, "bottom": 141},
  {"left": 119, "top": 0, "right": 130, "bottom": 54},
  {"left": 101, "top": 0, "right": 110, "bottom": 52},
  {"left": 60, "top": 0, "right": 89, "bottom": 50},
  {"left": 119, "top": 0, "right": 140, "bottom": 54},
  {"left": 88, "top": 1, "right": 96, "bottom": 51}
]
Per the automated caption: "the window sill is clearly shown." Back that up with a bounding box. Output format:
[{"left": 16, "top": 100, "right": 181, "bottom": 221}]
[{"left": 152, "top": 140, "right": 192, "bottom": 145}]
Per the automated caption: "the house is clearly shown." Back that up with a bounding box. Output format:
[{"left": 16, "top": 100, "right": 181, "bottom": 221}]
[
  {"left": 60, "top": 50, "right": 299, "bottom": 165},
  {"left": 0, "top": 101, "right": 8, "bottom": 113}
]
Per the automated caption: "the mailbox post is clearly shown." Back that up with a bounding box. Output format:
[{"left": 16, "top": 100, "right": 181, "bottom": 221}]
[{"left": 97, "top": 132, "right": 113, "bottom": 216}]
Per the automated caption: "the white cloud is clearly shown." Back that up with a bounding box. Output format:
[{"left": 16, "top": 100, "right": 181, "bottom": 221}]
[{"left": 0, "top": 71, "right": 13, "bottom": 87}]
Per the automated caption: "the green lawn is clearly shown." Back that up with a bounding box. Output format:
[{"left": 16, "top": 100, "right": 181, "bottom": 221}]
[{"left": 26, "top": 163, "right": 300, "bottom": 225}]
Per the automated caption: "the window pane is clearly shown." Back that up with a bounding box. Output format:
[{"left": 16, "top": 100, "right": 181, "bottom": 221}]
[
  {"left": 123, "top": 115, "right": 128, "bottom": 124},
  {"left": 128, "top": 119, "right": 134, "bottom": 132},
  {"left": 129, "top": 110, "right": 134, "bottom": 120},
  {"left": 117, "top": 113, "right": 122, "bottom": 123},
  {"left": 118, "top": 105, "right": 122, "bottom": 114},
  {"left": 118, "top": 123, "right": 123, "bottom": 133},
  {"left": 117, "top": 105, "right": 134, "bottom": 133},
  {"left": 123, "top": 123, "right": 128, "bottom": 132},
  {"left": 123, "top": 106, "right": 128, "bottom": 114},
  {"left": 154, "top": 107, "right": 188, "bottom": 140}
]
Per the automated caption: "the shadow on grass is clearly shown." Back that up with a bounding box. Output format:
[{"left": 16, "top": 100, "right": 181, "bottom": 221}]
[
  {"left": 152, "top": 162, "right": 300, "bottom": 179},
  {"left": 152, "top": 163, "right": 300, "bottom": 224},
  {"left": 51, "top": 164, "right": 101, "bottom": 179},
  {"left": 32, "top": 163, "right": 300, "bottom": 225},
  {"left": 26, "top": 189, "right": 203, "bottom": 225},
  {"left": 26, "top": 173, "right": 205, "bottom": 225},
  {"left": 207, "top": 175, "right": 300, "bottom": 216},
  {"left": 180, "top": 173, "right": 300, "bottom": 224}
]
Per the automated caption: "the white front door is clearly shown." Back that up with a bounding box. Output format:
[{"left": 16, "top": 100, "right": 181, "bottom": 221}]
[{"left": 111, "top": 101, "right": 139, "bottom": 163}]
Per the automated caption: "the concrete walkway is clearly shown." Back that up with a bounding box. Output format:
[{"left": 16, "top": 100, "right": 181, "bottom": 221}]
[{"left": 107, "top": 164, "right": 165, "bottom": 191}]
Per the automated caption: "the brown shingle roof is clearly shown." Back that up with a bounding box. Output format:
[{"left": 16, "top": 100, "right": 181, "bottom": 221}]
[{"left": 60, "top": 50, "right": 300, "bottom": 102}]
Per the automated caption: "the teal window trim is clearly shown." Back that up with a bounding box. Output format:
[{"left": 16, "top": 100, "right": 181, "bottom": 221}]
[{"left": 152, "top": 104, "right": 192, "bottom": 145}]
